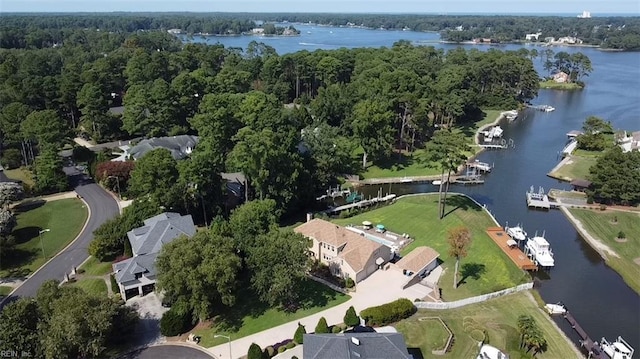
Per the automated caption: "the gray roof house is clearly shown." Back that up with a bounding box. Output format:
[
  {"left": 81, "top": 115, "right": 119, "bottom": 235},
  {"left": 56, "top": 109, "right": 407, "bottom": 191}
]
[
  {"left": 112, "top": 212, "right": 196, "bottom": 300},
  {"left": 112, "top": 135, "right": 199, "bottom": 162},
  {"left": 303, "top": 333, "right": 412, "bottom": 359}
]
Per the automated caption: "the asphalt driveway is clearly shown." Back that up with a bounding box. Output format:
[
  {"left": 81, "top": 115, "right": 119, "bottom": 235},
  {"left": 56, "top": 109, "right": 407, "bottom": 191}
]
[{"left": 127, "top": 293, "right": 169, "bottom": 347}]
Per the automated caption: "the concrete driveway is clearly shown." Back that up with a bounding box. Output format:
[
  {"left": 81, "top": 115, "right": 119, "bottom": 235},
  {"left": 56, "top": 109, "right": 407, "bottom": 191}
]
[
  {"left": 124, "top": 344, "right": 216, "bottom": 359},
  {"left": 127, "top": 292, "right": 169, "bottom": 347}
]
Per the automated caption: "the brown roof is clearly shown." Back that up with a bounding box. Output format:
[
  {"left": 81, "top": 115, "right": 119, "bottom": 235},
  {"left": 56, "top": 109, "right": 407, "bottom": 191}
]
[
  {"left": 570, "top": 179, "right": 592, "bottom": 188},
  {"left": 395, "top": 246, "right": 440, "bottom": 274},
  {"left": 295, "top": 219, "right": 383, "bottom": 273}
]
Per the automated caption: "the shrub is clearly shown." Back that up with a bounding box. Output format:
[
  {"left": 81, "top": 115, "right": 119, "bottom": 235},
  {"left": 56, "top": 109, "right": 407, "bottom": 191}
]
[
  {"left": 1, "top": 148, "right": 22, "bottom": 169},
  {"left": 331, "top": 325, "right": 342, "bottom": 333},
  {"left": 247, "top": 343, "right": 262, "bottom": 359},
  {"left": 345, "top": 277, "right": 355, "bottom": 289},
  {"left": 264, "top": 346, "right": 275, "bottom": 358},
  {"left": 587, "top": 196, "right": 594, "bottom": 204},
  {"left": 599, "top": 204, "right": 607, "bottom": 211},
  {"left": 294, "top": 323, "right": 306, "bottom": 344},
  {"left": 360, "top": 298, "right": 417, "bottom": 326},
  {"left": 109, "top": 274, "right": 119, "bottom": 295},
  {"left": 159, "top": 307, "right": 191, "bottom": 336},
  {"left": 315, "top": 317, "right": 329, "bottom": 333},
  {"left": 278, "top": 346, "right": 286, "bottom": 353},
  {"left": 618, "top": 231, "right": 626, "bottom": 239},
  {"left": 344, "top": 306, "right": 360, "bottom": 327},
  {"left": 285, "top": 342, "right": 296, "bottom": 349}
]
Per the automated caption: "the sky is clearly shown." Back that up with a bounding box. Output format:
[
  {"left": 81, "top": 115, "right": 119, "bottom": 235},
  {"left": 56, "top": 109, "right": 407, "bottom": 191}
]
[{"left": 1, "top": 0, "right": 639, "bottom": 14}]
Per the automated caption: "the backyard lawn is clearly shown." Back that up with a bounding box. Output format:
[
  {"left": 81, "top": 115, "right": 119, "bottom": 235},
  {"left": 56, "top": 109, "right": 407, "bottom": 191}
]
[
  {"left": 548, "top": 154, "right": 598, "bottom": 181},
  {"left": 1, "top": 198, "right": 88, "bottom": 278},
  {"left": 567, "top": 208, "right": 640, "bottom": 294},
  {"left": 395, "top": 291, "right": 580, "bottom": 359},
  {"left": 194, "top": 279, "right": 350, "bottom": 347},
  {"left": 359, "top": 110, "right": 505, "bottom": 180},
  {"left": 333, "top": 194, "right": 529, "bottom": 301}
]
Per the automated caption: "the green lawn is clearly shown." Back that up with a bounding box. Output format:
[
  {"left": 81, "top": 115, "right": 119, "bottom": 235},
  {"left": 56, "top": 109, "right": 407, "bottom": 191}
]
[
  {"left": 0, "top": 285, "right": 13, "bottom": 297},
  {"left": 1, "top": 198, "right": 88, "bottom": 278},
  {"left": 539, "top": 80, "right": 584, "bottom": 90},
  {"left": 80, "top": 256, "right": 113, "bottom": 276},
  {"left": 194, "top": 279, "right": 350, "bottom": 347},
  {"left": 70, "top": 278, "right": 109, "bottom": 297},
  {"left": 395, "top": 291, "right": 579, "bottom": 359},
  {"left": 4, "top": 167, "right": 35, "bottom": 190},
  {"left": 333, "top": 194, "right": 529, "bottom": 301},
  {"left": 568, "top": 208, "right": 640, "bottom": 294},
  {"left": 549, "top": 155, "right": 598, "bottom": 181},
  {"left": 359, "top": 110, "right": 505, "bottom": 180}
]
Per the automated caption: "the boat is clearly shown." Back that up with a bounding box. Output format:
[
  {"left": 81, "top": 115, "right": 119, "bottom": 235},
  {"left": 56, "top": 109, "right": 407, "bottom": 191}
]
[
  {"left": 600, "top": 336, "right": 634, "bottom": 359},
  {"left": 476, "top": 344, "right": 509, "bottom": 359},
  {"left": 432, "top": 180, "right": 442, "bottom": 186},
  {"left": 505, "top": 224, "right": 527, "bottom": 241},
  {"left": 525, "top": 233, "right": 555, "bottom": 268},
  {"left": 544, "top": 302, "right": 566, "bottom": 315},
  {"left": 542, "top": 105, "right": 555, "bottom": 112},
  {"left": 504, "top": 110, "right": 518, "bottom": 121},
  {"left": 400, "top": 177, "right": 413, "bottom": 183}
]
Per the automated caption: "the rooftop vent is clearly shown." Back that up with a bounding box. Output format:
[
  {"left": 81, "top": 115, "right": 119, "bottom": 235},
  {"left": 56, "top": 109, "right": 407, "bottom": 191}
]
[{"left": 351, "top": 337, "right": 360, "bottom": 346}]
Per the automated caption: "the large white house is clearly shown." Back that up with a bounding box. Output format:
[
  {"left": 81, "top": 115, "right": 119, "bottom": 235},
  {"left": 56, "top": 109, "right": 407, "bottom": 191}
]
[{"left": 112, "top": 212, "right": 196, "bottom": 300}]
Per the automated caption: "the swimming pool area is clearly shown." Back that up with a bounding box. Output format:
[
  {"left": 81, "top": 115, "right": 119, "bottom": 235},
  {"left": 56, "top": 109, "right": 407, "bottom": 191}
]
[{"left": 345, "top": 225, "right": 411, "bottom": 252}]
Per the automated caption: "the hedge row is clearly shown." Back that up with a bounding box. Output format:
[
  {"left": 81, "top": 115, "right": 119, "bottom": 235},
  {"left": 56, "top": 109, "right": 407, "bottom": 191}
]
[{"left": 360, "top": 298, "right": 416, "bottom": 326}]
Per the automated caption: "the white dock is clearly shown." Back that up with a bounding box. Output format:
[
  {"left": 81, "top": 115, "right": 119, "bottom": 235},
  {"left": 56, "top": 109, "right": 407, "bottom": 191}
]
[
  {"left": 526, "top": 186, "right": 559, "bottom": 210},
  {"left": 324, "top": 194, "right": 397, "bottom": 214}
]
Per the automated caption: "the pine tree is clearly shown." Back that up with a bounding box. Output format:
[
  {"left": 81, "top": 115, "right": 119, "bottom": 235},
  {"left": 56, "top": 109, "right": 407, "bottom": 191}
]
[
  {"left": 294, "top": 323, "right": 306, "bottom": 344},
  {"left": 247, "top": 343, "right": 262, "bottom": 359},
  {"left": 315, "top": 317, "right": 329, "bottom": 334},
  {"left": 344, "top": 306, "right": 360, "bottom": 327}
]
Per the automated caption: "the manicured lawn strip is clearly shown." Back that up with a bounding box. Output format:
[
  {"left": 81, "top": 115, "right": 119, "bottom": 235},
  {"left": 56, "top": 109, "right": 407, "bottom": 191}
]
[
  {"left": 395, "top": 291, "right": 579, "bottom": 359},
  {"left": 359, "top": 110, "right": 505, "bottom": 179},
  {"left": 539, "top": 80, "right": 583, "bottom": 90},
  {"left": 549, "top": 155, "right": 598, "bottom": 181},
  {"left": 70, "top": 278, "right": 108, "bottom": 297},
  {"left": 568, "top": 209, "right": 640, "bottom": 294},
  {"left": 0, "top": 286, "right": 12, "bottom": 296},
  {"left": 3, "top": 167, "right": 35, "bottom": 189},
  {"left": 1, "top": 199, "right": 88, "bottom": 277},
  {"left": 333, "top": 194, "right": 529, "bottom": 301},
  {"left": 80, "top": 256, "right": 113, "bottom": 276},
  {"left": 194, "top": 279, "right": 350, "bottom": 347}
]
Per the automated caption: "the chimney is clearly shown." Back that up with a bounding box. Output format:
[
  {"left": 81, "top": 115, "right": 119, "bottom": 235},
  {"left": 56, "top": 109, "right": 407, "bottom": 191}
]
[{"left": 306, "top": 213, "right": 313, "bottom": 222}]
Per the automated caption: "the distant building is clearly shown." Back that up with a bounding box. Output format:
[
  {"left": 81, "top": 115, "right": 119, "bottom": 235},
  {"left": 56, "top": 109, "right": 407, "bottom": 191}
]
[
  {"left": 525, "top": 32, "right": 543, "bottom": 41},
  {"left": 167, "top": 28, "right": 182, "bottom": 34},
  {"left": 553, "top": 71, "right": 570, "bottom": 83},
  {"left": 578, "top": 11, "right": 592, "bottom": 18},
  {"left": 111, "top": 135, "right": 198, "bottom": 162},
  {"left": 303, "top": 333, "right": 412, "bottom": 359},
  {"left": 556, "top": 36, "right": 583, "bottom": 45},
  {"left": 112, "top": 213, "right": 196, "bottom": 300},
  {"left": 618, "top": 131, "right": 640, "bottom": 153}
]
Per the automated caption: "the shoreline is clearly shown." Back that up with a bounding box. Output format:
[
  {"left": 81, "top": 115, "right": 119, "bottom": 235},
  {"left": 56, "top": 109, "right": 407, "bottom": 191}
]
[{"left": 559, "top": 206, "right": 618, "bottom": 260}]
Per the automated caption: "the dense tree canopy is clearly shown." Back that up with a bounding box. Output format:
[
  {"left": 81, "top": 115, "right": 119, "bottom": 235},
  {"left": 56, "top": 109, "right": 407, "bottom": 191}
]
[{"left": 589, "top": 147, "right": 640, "bottom": 205}]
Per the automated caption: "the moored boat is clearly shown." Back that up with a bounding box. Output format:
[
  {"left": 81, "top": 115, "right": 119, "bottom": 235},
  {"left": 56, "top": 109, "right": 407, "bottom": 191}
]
[
  {"left": 544, "top": 302, "right": 566, "bottom": 315},
  {"left": 525, "top": 233, "right": 554, "bottom": 268},
  {"left": 505, "top": 224, "right": 527, "bottom": 241},
  {"left": 600, "top": 336, "right": 634, "bottom": 359}
]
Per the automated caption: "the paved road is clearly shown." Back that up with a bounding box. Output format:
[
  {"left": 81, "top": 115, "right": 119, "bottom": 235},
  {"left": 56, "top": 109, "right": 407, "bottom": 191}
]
[
  {"left": 123, "top": 345, "right": 216, "bottom": 359},
  {"left": 0, "top": 180, "right": 119, "bottom": 309}
]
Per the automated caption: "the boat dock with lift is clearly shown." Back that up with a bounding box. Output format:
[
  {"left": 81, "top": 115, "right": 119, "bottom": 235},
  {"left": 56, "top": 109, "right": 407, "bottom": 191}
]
[
  {"left": 526, "top": 186, "right": 559, "bottom": 210},
  {"left": 323, "top": 194, "right": 397, "bottom": 214},
  {"left": 486, "top": 227, "right": 538, "bottom": 271}
]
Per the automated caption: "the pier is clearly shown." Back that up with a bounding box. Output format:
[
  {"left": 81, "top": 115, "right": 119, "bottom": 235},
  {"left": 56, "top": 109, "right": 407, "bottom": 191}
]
[
  {"left": 467, "top": 160, "right": 493, "bottom": 172},
  {"left": 526, "top": 186, "right": 559, "bottom": 210},
  {"left": 486, "top": 227, "right": 538, "bottom": 271},
  {"left": 324, "top": 194, "right": 397, "bottom": 214},
  {"left": 561, "top": 311, "right": 607, "bottom": 359},
  {"left": 478, "top": 138, "right": 515, "bottom": 149},
  {"left": 525, "top": 104, "right": 555, "bottom": 112}
]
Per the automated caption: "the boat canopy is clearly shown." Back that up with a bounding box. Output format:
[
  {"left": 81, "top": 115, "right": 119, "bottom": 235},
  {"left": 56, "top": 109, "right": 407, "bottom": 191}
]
[
  {"left": 362, "top": 221, "right": 372, "bottom": 226},
  {"left": 376, "top": 224, "right": 385, "bottom": 230}
]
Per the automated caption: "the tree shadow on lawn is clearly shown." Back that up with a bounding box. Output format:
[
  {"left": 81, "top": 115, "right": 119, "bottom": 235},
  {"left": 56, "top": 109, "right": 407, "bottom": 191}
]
[
  {"left": 213, "top": 278, "right": 341, "bottom": 333},
  {"left": 457, "top": 263, "right": 487, "bottom": 287},
  {"left": 12, "top": 199, "right": 46, "bottom": 213},
  {"left": 442, "top": 195, "right": 483, "bottom": 218},
  {"left": 0, "top": 248, "right": 38, "bottom": 278},
  {"left": 365, "top": 152, "right": 423, "bottom": 172},
  {"left": 12, "top": 226, "right": 41, "bottom": 245}
]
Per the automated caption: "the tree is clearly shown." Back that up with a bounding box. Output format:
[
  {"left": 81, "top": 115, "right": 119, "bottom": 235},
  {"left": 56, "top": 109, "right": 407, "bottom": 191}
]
[
  {"left": 95, "top": 161, "right": 135, "bottom": 194},
  {"left": 425, "top": 129, "right": 470, "bottom": 219},
  {"left": 246, "top": 229, "right": 311, "bottom": 307},
  {"left": 159, "top": 307, "right": 192, "bottom": 336},
  {"left": 0, "top": 182, "right": 24, "bottom": 263},
  {"left": 156, "top": 230, "right": 242, "bottom": 320},
  {"left": 447, "top": 226, "right": 472, "bottom": 289},
  {"left": 0, "top": 299, "right": 41, "bottom": 357},
  {"left": 34, "top": 147, "right": 68, "bottom": 194},
  {"left": 21, "top": 109, "right": 68, "bottom": 151},
  {"left": 577, "top": 116, "right": 613, "bottom": 151},
  {"left": 247, "top": 343, "right": 263, "bottom": 359},
  {"left": 589, "top": 147, "right": 640, "bottom": 205},
  {"left": 344, "top": 306, "right": 360, "bottom": 327},
  {"left": 294, "top": 323, "right": 306, "bottom": 344},
  {"left": 0, "top": 182, "right": 24, "bottom": 208},
  {"left": 351, "top": 99, "right": 395, "bottom": 169},
  {"left": 229, "top": 199, "right": 278, "bottom": 252},
  {"left": 76, "top": 82, "right": 111, "bottom": 141},
  {"left": 301, "top": 122, "right": 355, "bottom": 188},
  {"left": 315, "top": 317, "right": 330, "bottom": 334},
  {"left": 127, "top": 148, "right": 179, "bottom": 207}
]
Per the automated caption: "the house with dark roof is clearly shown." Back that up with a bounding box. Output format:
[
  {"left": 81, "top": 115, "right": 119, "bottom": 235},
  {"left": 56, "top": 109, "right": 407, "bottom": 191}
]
[
  {"left": 112, "top": 213, "right": 196, "bottom": 300},
  {"left": 303, "top": 333, "right": 412, "bottom": 359},
  {"left": 111, "top": 135, "right": 198, "bottom": 162},
  {"left": 294, "top": 219, "right": 391, "bottom": 283}
]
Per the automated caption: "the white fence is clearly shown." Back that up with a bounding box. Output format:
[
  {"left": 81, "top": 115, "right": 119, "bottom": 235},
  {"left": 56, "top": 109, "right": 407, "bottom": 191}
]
[{"left": 414, "top": 282, "right": 534, "bottom": 310}]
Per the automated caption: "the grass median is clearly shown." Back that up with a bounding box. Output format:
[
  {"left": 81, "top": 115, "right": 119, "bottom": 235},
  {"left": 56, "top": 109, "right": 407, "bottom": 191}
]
[
  {"left": 395, "top": 291, "right": 579, "bottom": 359},
  {"left": 567, "top": 208, "right": 640, "bottom": 294},
  {"left": 1, "top": 198, "right": 88, "bottom": 278},
  {"left": 333, "top": 194, "right": 529, "bottom": 301}
]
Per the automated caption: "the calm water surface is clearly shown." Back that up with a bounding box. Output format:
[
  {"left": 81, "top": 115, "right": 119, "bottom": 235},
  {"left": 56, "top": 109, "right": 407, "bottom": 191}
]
[{"left": 185, "top": 25, "right": 640, "bottom": 351}]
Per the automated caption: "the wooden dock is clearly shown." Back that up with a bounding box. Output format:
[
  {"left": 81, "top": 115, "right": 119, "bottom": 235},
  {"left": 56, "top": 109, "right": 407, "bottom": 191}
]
[
  {"left": 562, "top": 311, "right": 607, "bottom": 359},
  {"left": 486, "top": 227, "right": 538, "bottom": 271},
  {"left": 324, "top": 194, "right": 397, "bottom": 214}
]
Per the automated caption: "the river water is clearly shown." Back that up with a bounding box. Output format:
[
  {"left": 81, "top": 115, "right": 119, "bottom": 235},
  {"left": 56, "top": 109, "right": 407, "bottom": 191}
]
[{"left": 184, "top": 24, "right": 640, "bottom": 351}]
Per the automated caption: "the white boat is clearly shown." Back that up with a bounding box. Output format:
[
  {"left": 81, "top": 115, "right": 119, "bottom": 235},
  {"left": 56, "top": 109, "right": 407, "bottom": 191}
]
[
  {"left": 525, "top": 234, "right": 554, "bottom": 268},
  {"left": 432, "top": 180, "right": 442, "bottom": 186},
  {"left": 506, "top": 225, "right": 527, "bottom": 241},
  {"left": 543, "top": 105, "right": 555, "bottom": 112},
  {"left": 400, "top": 177, "right": 413, "bottom": 183},
  {"left": 504, "top": 110, "right": 518, "bottom": 121},
  {"left": 544, "top": 302, "right": 566, "bottom": 315},
  {"left": 600, "top": 336, "right": 634, "bottom": 359},
  {"left": 476, "top": 344, "right": 509, "bottom": 359}
]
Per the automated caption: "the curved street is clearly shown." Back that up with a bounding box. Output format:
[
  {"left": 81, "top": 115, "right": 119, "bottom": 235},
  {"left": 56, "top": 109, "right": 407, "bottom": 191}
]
[
  {"left": 123, "top": 344, "right": 216, "bottom": 359},
  {"left": 0, "top": 180, "right": 119, "bottom": 309}
]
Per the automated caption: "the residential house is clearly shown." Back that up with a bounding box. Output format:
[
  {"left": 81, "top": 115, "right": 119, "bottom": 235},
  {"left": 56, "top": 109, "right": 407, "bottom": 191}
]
[
  {"left": 111, "top": 135, "right": 198, "bottom": 162},
  {"left": 525, "top": 32, "right": 542, "bottom": 41},
  {"left": 303, "top": 333, "right": 412, "bottom": 359},
  {"left": 570, "top": 179, "right": 592, "bottom": 192},
  {"left": 392, "top": 246, "right": 440, "bottom": 289},
  {"left": 112, "top": 212, "right": 196, "bottom": 300},
  {"left": 618, "top": 130, "right": 640, "bottom": 153},
  {"left": 294, "top": 219, "right": 391, "bottom": 283},
  {"left": 555, "top": 36, "right": 583, "bottom": 45},
  {"left": 553, "top": 72, "right": 570, "bottom": 83}
]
